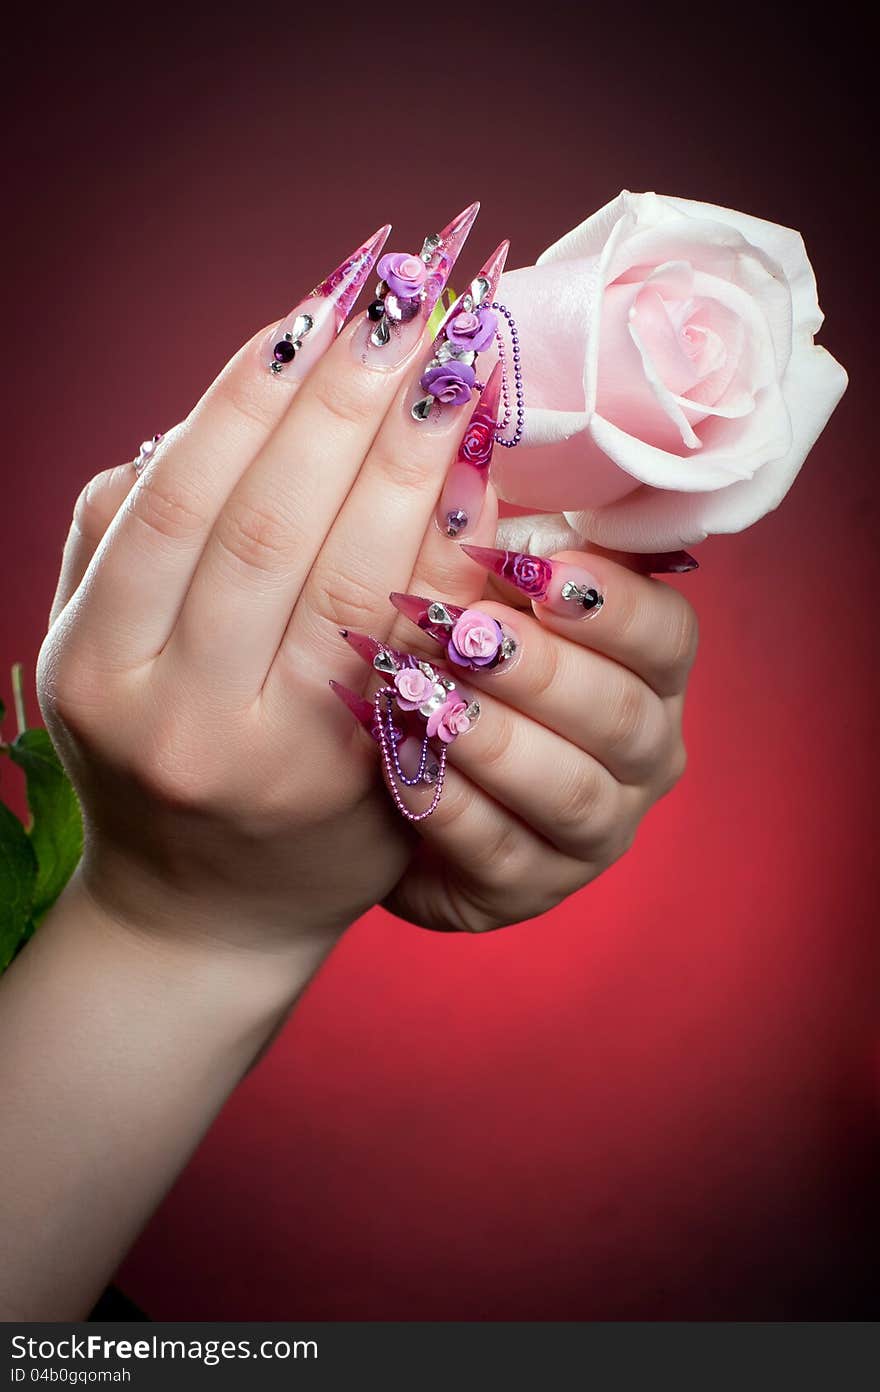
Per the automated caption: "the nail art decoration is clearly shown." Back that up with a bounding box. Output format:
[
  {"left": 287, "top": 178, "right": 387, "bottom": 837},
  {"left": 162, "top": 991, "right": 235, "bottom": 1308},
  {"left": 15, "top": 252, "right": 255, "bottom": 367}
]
[
  {"left": 409, "top": 241, "right": 508, "bottom": 428},
  {"left": 390, "top": 593, "right": 519, "bottom": 672},
  {"left": 354, "top": 203, "right": 480, "bottom": 371},
  {"left": 133, "top": 433, "right": 164, "bottom": 474},
  {"left": 263, "top": 224, "right": 392, "bottom": 381},
  {"left": 461, "top": 545, "right": 605, "bottom": 619},
  {"left": 338, "top": 630, "right": 480, "bottom": 822},
  {"left": 435, "top": 363, "right": 502, "bottom": 539}
]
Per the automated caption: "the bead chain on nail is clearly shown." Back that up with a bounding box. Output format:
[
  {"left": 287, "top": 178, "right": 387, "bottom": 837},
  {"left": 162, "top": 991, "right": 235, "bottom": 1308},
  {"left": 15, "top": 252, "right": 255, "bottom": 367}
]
[
  {"left": 375, "top": 689, "right": 447, "bottom": 822},
  {"left": 382, "top": 690, "right": 430, "bottom": 787},
  {"left": 489, "top": 303, "right": 524, "bottom": 448}
]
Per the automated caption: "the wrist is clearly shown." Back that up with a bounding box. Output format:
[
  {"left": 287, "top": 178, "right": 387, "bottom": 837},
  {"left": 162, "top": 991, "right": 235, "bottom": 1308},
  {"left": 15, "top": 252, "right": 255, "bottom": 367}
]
[{"left": 46, "top": 868, "right": 340, "bottom": 1048}]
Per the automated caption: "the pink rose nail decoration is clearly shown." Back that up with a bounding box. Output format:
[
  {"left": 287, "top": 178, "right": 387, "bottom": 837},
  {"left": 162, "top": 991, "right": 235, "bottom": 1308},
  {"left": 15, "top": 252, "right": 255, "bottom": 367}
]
[
  {"left": 435, "top": 363, "right": 503, "bottom": 540},
  {"left": 389, "top": 592, "right": 519, "bottom": 673},
  {"left": 393, "top": 666, "right": 436, "bottom": 709},
  {"left": 447, "top": 609, "right": 504, "bottom": 668},
  {"left": 427, "top": 699, "right": 473, "bottom": 742},
  {"left": 335, "top": 630, "right": 481, "bottom": 823}
]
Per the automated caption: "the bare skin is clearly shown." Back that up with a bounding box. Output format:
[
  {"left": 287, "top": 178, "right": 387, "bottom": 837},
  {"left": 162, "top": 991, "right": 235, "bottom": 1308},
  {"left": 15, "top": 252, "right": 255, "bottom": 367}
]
[{"left": 0, "top": 253, "right": 696, "bottom": 1318}]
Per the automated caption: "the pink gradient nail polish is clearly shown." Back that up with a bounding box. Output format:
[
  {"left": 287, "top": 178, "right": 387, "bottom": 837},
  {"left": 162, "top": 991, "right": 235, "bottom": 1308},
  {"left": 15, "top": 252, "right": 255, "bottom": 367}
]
[
  {"left": 460, "top": 545, "right": 605, "bottom": 620},
  {"left": 408, "top": 240, "right": 509, "bottom": 432},
  {"left": 338, "top": 628, "right": 410, "bottom": 674},
  {"left": 389, "top": 592, "right": 520, "bottom": 674},
  {"left": 329, "top": 680, "right": 409, "bottom": 746},
  {"left": 353, "top": 202, "right": 480, "bottom": 372},
  {"left": 261, "top": 224, "right": 391, "bottom": 383},
  {"left": 435, "top": 362, "right": 502, "bottom": 539},
  {"left": 328, "top": 679, "right": 376, "bottom": 735}
]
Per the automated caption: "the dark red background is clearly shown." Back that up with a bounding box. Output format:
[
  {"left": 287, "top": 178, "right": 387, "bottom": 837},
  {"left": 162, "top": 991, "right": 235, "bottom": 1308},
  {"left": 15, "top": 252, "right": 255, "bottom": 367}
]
[{"left": 2, "top": 8, "right": 876, "bottom": 1318}]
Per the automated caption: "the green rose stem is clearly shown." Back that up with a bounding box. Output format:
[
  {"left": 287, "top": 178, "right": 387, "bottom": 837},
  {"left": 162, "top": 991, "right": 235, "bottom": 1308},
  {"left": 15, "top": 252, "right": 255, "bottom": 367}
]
[{"left": 11, "top": 662, "right": 26, "bottom": 737}]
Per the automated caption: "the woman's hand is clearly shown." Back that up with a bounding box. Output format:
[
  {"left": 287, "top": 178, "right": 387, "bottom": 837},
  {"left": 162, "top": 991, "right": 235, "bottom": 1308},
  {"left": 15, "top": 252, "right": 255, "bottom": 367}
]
[
  {"left": 47, "top": 241, "right": 697, "bottom": 950},
  {"left": 40, "top": 213, "right": 503, "bottom": 961},
  {"left": 333, "top": 544, "right": 696, "bottom": 933}
]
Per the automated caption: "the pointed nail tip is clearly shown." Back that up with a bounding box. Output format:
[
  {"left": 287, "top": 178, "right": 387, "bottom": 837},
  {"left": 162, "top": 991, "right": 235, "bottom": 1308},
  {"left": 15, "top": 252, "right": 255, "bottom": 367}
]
[
  {"left": 650, "top": 551, "right": 699, "bottom": 573},
  {"left": 389, "top": 590, "right": 429, "bottom": 610},
  {"left": 459, "top": 543, "right": 499, "bottom": 564},
  {"left": 445, "top": 200, "right": 481, "bottom": 237},
  {"left": 366, "top": 223, "right": 393, "bottom": 250}
]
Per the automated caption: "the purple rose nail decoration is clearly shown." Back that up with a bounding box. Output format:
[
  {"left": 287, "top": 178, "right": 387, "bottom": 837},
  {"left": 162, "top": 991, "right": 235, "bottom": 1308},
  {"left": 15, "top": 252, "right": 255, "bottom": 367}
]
[
  {"left": 420, "top": 360, "right": 477, "bottom": 405},
  {"left": 410, "top": 240, "right": 510, "bottom": 426},
  {"left": 377, "top": 252, "right": 429, "bottom": 300},
  {"left": 361, "top": 204, "right": 480, "bottom": 364},
  {"left": 445, "top": 305, "right": 498, "bottom": 352}
]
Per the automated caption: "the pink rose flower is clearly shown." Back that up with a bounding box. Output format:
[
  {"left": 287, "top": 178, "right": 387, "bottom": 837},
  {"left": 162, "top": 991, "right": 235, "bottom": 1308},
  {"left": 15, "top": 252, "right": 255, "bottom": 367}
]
[
  {"left": 393, "top": 666, "right": 436, "bottom": 710},
  {"left": 492, "top": 191, "right": 847, "bottom": 550},
  {"left": 447, "top": 609, "right": 503, "bottom": 669},
  {"left": 426, "top": 698, "right": 471, "bottom": 743}
]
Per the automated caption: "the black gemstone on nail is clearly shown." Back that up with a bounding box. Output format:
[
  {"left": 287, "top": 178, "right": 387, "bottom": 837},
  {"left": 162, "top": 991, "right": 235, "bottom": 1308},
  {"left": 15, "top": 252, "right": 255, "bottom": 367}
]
[
  {"left": 273, "top": 339, "right": 297, "bottom": 363},
  {"left": 367, "top": 300, "right": 385, "bottom": 321}
]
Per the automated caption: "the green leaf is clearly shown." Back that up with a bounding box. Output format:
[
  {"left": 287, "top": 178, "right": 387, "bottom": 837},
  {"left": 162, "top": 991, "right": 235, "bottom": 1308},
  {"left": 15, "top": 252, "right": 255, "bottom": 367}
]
[
  {"left": 9, "top": 728, "right": 83, "bottom": 924},
  {"left": 0, "top": 695, "right": 6, "bottom": 726},
  {"left": 427, "top": 286, "right": 457, "bottom": 340},
  {"left": 0, "top": 800, "right": 37, "bottom": 970}
]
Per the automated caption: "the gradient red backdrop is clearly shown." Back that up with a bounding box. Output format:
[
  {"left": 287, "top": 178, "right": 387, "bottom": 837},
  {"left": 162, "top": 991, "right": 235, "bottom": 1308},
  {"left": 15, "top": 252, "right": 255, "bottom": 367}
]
[{"left": 2, "top": 8, "right": 876, "bottom": 1318}]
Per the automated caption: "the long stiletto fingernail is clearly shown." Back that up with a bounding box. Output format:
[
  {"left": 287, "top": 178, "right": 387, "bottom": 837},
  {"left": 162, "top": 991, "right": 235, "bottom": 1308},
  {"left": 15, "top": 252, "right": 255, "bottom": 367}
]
[
  {"left": 389, "top": 592, "right": 520, "bottom": 675},
  {"left": 353, "top": 202, "right": 480, "bottom": 372},
  {"left": 328, "top": 680, "right": 380, "bottom": 739},
  {"left": 434, "top": 362, "right": 502, "bottom": 540},
  {"left": 408, "top": 240, "right": 509, "bottom": 431},
  {"left": 460, "top": 545, "right": 605, "bottom": 620},
  {"left": 262, "top": 224, "right": 391, "bottom": 383},
  {"left": 637, "top": 550, "right": 699, "bottom": 575}
]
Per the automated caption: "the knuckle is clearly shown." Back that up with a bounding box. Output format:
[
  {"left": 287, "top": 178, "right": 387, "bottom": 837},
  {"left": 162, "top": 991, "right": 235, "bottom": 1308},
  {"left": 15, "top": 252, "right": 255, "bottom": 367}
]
[
  {"left": 215, "top": 496, "right": 294, "bottom": 576},
  {"left": 524, "top": 630, "right": 562, "bottom": 703},
  {"left": 612, "top": 576, "right": 643, "bottom": 643},
  {"left": 127, "top": 473, "right": 206, "bottom": 545},
  {"left": 552, "top": 763, "right": 607, "bottom": 843},
  {"left": 480, "top": 816, "right": 527, "bottom": 882},
  {"left": 309, "top": 371, "right": 370, "bottom": 429},
  {"left": 605, "top": 677, "right": 651, "bottom": 757},
  {"left": 368, "top": 438, "right": 432, "bottom": 494},
  {"left": 214, "top": 366, "right": 282, "bottom": 436},
  {"left": 660, "top": 596, "right": 699, "bottom": 685},
  {"left": 72, "top": 470, "right": 119, "bottom": 545},
  {"left": 37, "top": 636, "right": 106, "bottom": 735},
  {"left": 660, "top": 739, "right": 688, "bottom": 795},
  {"left": 307, "top": 566, "right": 383, "bottom": 636},
  {"left": 474, "top": 706, "right": 517, "bottom": 774}
]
